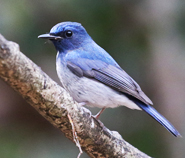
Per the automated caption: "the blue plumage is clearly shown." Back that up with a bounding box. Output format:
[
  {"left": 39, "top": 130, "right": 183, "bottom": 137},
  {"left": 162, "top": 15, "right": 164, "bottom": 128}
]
[{"left": 38, "top": 21, "right": 181, "bottom": 137}]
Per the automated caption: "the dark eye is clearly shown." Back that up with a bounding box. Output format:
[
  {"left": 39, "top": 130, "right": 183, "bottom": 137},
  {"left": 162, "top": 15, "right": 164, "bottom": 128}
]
[{"left": 65, "top": 30, "right": 73, "bottom": 38}]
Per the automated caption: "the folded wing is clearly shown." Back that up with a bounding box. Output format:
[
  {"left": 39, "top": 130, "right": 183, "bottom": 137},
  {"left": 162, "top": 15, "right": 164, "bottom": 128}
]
[{"left": 67, "top": 58, "right": 153, "bottom": 105}]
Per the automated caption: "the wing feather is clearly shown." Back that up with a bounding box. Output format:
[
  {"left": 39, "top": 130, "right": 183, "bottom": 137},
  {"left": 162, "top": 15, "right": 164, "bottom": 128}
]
[{"left": 67, "top": 58, "right": 153, "bottom": 105}]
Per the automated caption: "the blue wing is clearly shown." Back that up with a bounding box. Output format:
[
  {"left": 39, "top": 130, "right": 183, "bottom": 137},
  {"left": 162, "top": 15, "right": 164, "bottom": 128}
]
[{"left": 67, "top": 57, "right": 152, "bottom": 105}]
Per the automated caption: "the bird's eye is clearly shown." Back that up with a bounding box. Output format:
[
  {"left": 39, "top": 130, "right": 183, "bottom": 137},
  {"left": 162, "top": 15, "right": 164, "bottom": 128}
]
[{"left": 65, "top": 30, "right": 73, "bottom": 38}]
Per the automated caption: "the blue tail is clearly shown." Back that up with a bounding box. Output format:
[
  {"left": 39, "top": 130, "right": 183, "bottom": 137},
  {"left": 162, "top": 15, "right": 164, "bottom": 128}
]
[{"left": 133, "top": 99, "right": 181, "bottom": 137}]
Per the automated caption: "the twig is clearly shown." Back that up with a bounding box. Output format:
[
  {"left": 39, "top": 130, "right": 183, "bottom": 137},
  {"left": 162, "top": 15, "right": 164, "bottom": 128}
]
[{"left": 68, "top": 113, "right": 83, "bottom": 158}]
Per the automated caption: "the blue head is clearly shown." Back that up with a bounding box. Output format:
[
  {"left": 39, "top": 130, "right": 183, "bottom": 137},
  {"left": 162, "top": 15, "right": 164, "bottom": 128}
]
[{"left": 38, "top": 22, "right": 92, "bottom": 52}]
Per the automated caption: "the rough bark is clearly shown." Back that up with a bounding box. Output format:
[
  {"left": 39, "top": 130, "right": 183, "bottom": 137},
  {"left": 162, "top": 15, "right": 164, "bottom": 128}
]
[{"left": 0, "top": 34, "right": 151, "bottom": 158}]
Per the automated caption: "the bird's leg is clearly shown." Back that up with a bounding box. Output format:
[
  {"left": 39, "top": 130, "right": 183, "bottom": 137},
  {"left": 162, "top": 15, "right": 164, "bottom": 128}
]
[{"left": 94, "top": 107, "right": 106, "bottom": 119}]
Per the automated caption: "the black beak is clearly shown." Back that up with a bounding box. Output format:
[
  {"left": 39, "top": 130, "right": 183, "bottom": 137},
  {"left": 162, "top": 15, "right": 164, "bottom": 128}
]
[{"left": 38, "top": 33, "right": 62, "bottom": 40}]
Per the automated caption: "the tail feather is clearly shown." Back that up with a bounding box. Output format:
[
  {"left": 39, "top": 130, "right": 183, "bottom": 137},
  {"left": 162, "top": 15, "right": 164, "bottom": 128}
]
[{"left": 133, "top": 99, "right": 181, "bottom": 137}]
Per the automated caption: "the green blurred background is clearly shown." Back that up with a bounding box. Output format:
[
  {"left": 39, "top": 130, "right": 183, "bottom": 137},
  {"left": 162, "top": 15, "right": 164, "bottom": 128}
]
[{"left": 0, "top": 0, "right": 185, "bottom": 157}]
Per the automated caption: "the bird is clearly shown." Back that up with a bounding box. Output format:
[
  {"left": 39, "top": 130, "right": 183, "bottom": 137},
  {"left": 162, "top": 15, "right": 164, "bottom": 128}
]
[{"left": 38, "top": 21, "right": 181, "bottom": 137}]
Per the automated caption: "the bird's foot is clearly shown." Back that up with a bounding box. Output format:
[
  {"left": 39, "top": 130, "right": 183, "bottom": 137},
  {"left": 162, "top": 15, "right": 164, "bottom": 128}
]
[{"left": 92, "top": 107, "right": 106, "bottom": 119}]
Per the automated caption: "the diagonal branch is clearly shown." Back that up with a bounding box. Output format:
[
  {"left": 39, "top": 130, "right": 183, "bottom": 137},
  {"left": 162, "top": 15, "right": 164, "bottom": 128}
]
[{"left": 0, "top": 34, "right": 151, "bottom": 158}]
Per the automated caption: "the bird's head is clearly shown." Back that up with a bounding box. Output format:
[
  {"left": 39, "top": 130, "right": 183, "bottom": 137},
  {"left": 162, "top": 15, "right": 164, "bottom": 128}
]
[{"left": 38, "top": 22, "right": 91, "bottom": 52}]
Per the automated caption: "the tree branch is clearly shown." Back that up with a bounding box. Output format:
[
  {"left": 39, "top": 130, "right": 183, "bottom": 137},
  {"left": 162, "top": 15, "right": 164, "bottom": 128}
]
[{"left": 0, "top": 34, "right": 151, "bottom": 158}]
